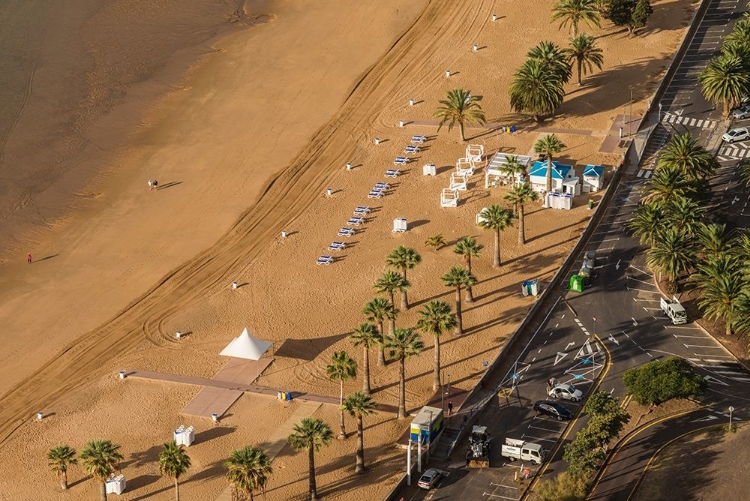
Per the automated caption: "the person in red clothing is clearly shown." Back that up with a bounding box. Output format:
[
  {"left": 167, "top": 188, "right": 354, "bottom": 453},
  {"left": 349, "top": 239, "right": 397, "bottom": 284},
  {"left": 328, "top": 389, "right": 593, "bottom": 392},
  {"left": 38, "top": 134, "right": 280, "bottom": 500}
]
[{"left": 27, "top": 253, "right": 32, "bottom": 264}]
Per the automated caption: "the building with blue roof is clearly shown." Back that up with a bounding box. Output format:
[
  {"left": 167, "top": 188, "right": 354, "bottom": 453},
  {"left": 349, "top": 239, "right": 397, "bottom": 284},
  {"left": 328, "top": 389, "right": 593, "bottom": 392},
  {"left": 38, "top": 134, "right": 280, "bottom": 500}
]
[
  {"left": 582, "top": 165, "right": 605, "bottom": 191},
  {"left": 528, "top": 160, "right": 578, "bottom": 194}
]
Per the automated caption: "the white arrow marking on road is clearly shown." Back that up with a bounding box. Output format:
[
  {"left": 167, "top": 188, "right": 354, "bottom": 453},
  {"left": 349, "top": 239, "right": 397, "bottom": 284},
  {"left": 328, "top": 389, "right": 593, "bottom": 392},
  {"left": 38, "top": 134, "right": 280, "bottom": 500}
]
[
  {"left": 566, "top": 341, "right": 575, "bottom": 350},
  {"left": 632, "top": 318, "right": 638, "bottom": 326},
  {"left": 690, "top": 415, "right": 719, "bottom": 423},
  {"left": 554, "top": 352, "right": 568, "bottom": 365},
  {"left": 703, "top": 375, "right": 729, "bottom": 386},
  {"left": 616, "top": 259, "right": 621, "bottom": 270},
  {"left": 609, "top": 334, "right": 620, "bottom": 346}
]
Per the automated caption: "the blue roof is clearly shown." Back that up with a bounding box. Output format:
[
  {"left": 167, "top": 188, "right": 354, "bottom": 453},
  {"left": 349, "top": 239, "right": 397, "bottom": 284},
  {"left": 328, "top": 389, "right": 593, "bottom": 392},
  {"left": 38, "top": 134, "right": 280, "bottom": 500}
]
[
  {"left": 529, "top": 160, "right": 572, "bottom": 180},
  {"left": 583, "top": 165, "right": 604, "bottom": 177}
]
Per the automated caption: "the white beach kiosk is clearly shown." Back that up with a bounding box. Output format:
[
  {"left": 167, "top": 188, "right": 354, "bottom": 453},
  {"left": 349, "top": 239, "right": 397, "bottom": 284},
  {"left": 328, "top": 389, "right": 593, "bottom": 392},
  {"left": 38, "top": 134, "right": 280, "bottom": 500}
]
[
  {"left": 220, "top": 328, "right": 273, "bottom": 360},
  {"left": 485, "top": 152, "right": 532, "bottom": 188}
]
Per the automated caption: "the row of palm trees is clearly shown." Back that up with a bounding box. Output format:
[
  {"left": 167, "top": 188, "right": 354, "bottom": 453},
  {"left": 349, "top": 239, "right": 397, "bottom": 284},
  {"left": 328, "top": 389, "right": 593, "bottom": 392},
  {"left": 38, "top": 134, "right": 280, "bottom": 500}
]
[
  {"left": 627, "top": 132, "right": 750, "bottom": 338},
  {"left": 699, "top": 8, "right": 750, "bottom": 116}
]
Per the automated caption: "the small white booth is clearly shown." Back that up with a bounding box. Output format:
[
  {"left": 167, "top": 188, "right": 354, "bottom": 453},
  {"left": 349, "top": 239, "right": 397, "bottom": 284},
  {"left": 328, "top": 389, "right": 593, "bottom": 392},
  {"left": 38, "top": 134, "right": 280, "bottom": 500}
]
[
  {"left": 485, "top": 152, "right": 531, "bottom": 188},
  {"left": 582, "top": 165, "right": 604, "bottom": 192},
  {"left": 106, "top": 475, "right": 126, "bottom": 495},
  {"left": 422, "top": 163, "right": 437, "bottom": 176},
  {"left": 392, "top": 218, "right": 408, "bottom": 233},
  {"left": 174, "top": 425, "right": 195, "bottom": 447}
]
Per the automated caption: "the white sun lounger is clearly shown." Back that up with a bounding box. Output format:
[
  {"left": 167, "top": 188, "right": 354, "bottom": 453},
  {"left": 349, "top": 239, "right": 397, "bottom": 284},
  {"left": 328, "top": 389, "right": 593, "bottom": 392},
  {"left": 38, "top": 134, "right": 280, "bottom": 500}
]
[
  {"left": 354, "top": 206, "right": 371, "bottom": 215},
  {"left": 394, "top": 157, "right": 409, "bottom": 165},
  {"left": 385, "top": 169, "right": 401, "bottom": 178},
  {"left": 375, "top": 182, "right": 390, "bottom": 189},
  {"left": 368, "top": 190, "right": 384, "bottom": 199},
  {"left": 404, "top": 145, "right": 420, "bottom": 154},
  {"left": 347, "top": 217, "right": 365, "bottom": 226},
  {"left": 411, "top": 135, "right": 427, "bottom": 144},
  {"left": 317, "top": 256, "right": 334, "bottom": 265},
  {"left": 328, "top": 242, "right": 346, "bottom": 251},
  {"left": 338, "top": 228, "right": 355, "bottom": 237}
]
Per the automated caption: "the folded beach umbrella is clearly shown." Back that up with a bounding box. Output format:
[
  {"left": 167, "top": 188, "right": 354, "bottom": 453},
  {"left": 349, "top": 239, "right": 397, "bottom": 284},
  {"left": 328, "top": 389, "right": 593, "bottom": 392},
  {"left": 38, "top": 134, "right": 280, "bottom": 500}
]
[{"left": 219, "top": 327, "right": 272, "bottom": 360}]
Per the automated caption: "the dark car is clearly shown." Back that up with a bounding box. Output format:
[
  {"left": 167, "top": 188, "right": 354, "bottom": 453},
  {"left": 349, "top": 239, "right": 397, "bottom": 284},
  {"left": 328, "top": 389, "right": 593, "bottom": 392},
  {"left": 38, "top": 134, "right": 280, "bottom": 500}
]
[{"left": 534, "top": 400, "right": 573, "bottom": 421}]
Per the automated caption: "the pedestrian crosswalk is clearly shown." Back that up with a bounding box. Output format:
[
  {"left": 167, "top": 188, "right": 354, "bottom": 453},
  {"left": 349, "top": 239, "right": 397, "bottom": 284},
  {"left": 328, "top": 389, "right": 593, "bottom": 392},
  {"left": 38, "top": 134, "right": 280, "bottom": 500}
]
[
  {"left": 662, "top": 112, "right": 717, "bottom": 130},
  {"left": 636, "top": 169, "right": 653, "bottom": 179},
  {"left": 718, "top": 144, "right": 750, "bottom": 161}
]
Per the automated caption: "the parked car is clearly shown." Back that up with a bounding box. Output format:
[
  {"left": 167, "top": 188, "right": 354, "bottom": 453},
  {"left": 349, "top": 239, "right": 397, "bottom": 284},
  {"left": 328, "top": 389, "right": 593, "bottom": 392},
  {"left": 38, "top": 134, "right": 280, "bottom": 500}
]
[
  {"left": 734, "top": 105, "right": 750, "bottom": 119},
  {"left": 548, "top": 383, "right": 583, "bottom": 402},
  {"left": 722, "top": 127, "right": 750, "bottom": 143},
  {"left": 534, "top": 400, "right": 573, "bottom": 421},
  {"left": 417, "top": 468, "right": 442, "bottom": 490}
]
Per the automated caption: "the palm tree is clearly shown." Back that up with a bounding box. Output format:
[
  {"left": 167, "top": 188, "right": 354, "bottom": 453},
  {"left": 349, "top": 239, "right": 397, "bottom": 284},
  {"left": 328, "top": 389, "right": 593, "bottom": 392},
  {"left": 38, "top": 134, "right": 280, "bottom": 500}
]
[
  {"left": 477, "top": 205, "right": 514, "bottom": 267},
  {"left": 699, "top": 55, "right": 750, "bottom": 117},
  {"left": 288, "top": 418, "right": 333, "bottom": 500},
  {"left": 551, "top": 0, "right": 601, "bottom": 36},
  {"left": 341, "top": 392, "right": 377, "bottom": 473},
  {"left": 416, "top": 300, "right": 457, "bottom": 391},
  {"left": 385, "top": 246, "right": 422, "bottom": 309},
  {"left": 374, "top": 270, "right": 409, "bottom": 313},
  {"left": 425, "top": 234, "right": 447, "bottom": 251},
  {"left": 383, "top": 328, "right": 425, "bottom": 419},
  {"left": 498, "top": 155, "right": 526, "bottom": 186},
  {"left": 662, "top": 196, "right": 706, "bottom": 237},
  {"left": 627, "top": 203, "right": 663, "bottom": 245},
  {"left": 726, "top": 18, "right": 750, "bottom": 47},
  {"left": 534, "top": 134, "right": 567, "bottom": 194},
  {"left": 504, "top": 184, "right": 539, "bottom": 244},
  {"left": 349, "top": 323, "right": 381, "bottom": 395},
  {"left": 326, "top": 351, "right": 358, "bottom": 440},
  {"left": 691, "top": 254, "right": 748, "bottom": 336},
  {"left": 641, "top": 165, "right": 695, "bottom": 206},
  {"left": 454, "top": 237, "right": 484, "bottom": 302},
  {"left": 80, "top": 440, "right": 124, "bottom": 501},
  {"left": 564, "top": 33, "right": 604, "bottom": 85},
  {"left": 740, "top": 161, "right": 750, "bottom": 187},
  {"left": 697, "top": 223, "right": 735, "bottom": 260},
  {"left": 657, "top": 133, "right": 717, "bottom": 180},
  {"left": 224, "top": 446, "right": 272, "bottom": 501},
  {"left": 159, "top": 441, "right": 191, "bottom": 501},
  {"left": 433, "top": 88, "right": 486, "bottom": 141},
  {"left": 47, "top": 445, "right": 77, "bottom": 490},
  {"left": 363, "top": 297, "right": 397, "bottom": 366},
  {"left": 441, "top": 266, "right": 478, "bottom": 336},
  {"left": 646, "top": 228, "right": 697, "bottom": 292},
  {"left": 509, "top": 59, "right": 566, "bottom": 121},
  {"left": 527, "top": 41, "right": 573, "bottom": 85}
]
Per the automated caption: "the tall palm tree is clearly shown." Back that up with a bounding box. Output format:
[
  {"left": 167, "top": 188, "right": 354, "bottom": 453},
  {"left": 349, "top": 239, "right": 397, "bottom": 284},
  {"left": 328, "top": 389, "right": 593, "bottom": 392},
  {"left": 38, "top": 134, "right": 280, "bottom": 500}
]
[
  {"left": 224, "top": 446, "right": 272, "bottom": 501},
  {"left": 527, "top": 41, "right": 573, "bottom": 84},
  {"left": 504, "top": 184, "right": 539, "bottom": 244},
  {"left": 47, "top": 445, "right": 77, "bottom": 491},
  {"left": 341, "top": 392, "right": 377, "bottom": 474},
  {"left": 326, "top": 351, "right": 358, "bottom": 440},
  {"left": 564, "top": 33, "right": 604, "bottom": 85},
  {"left": 454, "top": 237, "right": 484, "bottom": 302},
  {"left": 349, "top": 323, "right": 381, "bottom": 395},
  {"left": 657, "top": 133, "right": 717, "bottom": 180},
  {"left": 374, "top": 270, "right": 410, "bottom": 312},
  {"left": 80, "top": 440, "right": 124, "bottom": 501},
  {"left": 691, "top": 254, "right": 748, "bottom": 336},
  {"left": 498, "top": 155, "right": 526, "bottom": 186},
  {"left": 699, "top": 54, "right": 750, "bottom": 117},
  {"left": 477, "top": 205, "right": 514, "bottom": 267},
  {"left": 433, "top": 88, "right": 486, "bottom": 141},
  {"left": 363, "top": 297, "right": 397, "bottom": 366},
  {"left": 416, "top": 300, "right": 457, "bottom": 391},
  {"left": 534, "top": 134, "right": 567, "bottom": 194},
  {"left": 383, "top": 328, "right": 425, "bottom": 419},
  {"left": 509, "top": 59, "right": 566, "bottom": 121},
  {"left": 288, "top": 418, "right": 333, "bottom": 500},
  {"left": 441, "top": 266, "right": 478, "bottom": 336},
  {"left": 646, "top": 228, "right": 697, "bottom": 292},
  {"left": 425, "top": 234, "right": 446, "bottom": 251},
  {"left": 158, "top": 441, "right": 191, "bottom": 501},
  {"left": 726, "top": 18, "right": 750, "bottom": 47},
  {"left": 662, "top": 196, "right": 706, "bottom": 237},
  {"left": 740, "top": 161, "right": 750, "bottom": 187},
  {"left": 697, "top": 223, "right": 735, "bottom": 260},
  {"left": 385, "top": 246, "right": 422, "bottom": 309},
  {"left": 641, "top": 165, "right": 695, "bottom": 206},
  {"left": 551, "top": 0, "right": 601, "bottom": 36},
  {"left": 627, "top": 202, "right": 663, "bottom": 245}
]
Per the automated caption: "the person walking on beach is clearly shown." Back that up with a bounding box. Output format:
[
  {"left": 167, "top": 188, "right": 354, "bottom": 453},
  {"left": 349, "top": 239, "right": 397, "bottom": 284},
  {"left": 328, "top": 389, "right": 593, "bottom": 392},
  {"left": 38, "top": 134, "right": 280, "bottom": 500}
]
[
  {"left": 27, "top": 253, "right": 32, "bottom": 264},
  {"left": 448, "top": 401, "right": 453, "bottom": 416}
]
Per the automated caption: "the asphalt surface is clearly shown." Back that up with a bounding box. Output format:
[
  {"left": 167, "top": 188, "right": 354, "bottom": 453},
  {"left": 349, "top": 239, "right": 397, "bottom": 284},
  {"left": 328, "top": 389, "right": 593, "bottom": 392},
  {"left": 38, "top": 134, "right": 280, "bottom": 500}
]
[{"left": 398, "top": 1, "right": 750, "bottom": 500}]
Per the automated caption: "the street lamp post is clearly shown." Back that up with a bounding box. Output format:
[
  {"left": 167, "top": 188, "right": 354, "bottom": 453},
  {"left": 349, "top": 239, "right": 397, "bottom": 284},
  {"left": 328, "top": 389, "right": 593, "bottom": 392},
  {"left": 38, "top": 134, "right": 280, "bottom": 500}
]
[
  {"left": 729, "top": 406, "right": 735, "bottom": 431},
  {"left": 658, "top": 102, "right": 662, "bottom": 122}
]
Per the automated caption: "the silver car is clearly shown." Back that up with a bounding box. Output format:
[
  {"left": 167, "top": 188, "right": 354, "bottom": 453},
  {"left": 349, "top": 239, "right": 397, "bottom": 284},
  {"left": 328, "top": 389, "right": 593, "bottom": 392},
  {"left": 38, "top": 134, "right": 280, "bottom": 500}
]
[
  {"left": 734, "top": 105, "right": 750, "bottom": 119},
  {"left": 723, "top": 127, "right": 750, "bottom": 143},
  {"left": 548, "top": 383, "right": 583, "bottom": 402}
]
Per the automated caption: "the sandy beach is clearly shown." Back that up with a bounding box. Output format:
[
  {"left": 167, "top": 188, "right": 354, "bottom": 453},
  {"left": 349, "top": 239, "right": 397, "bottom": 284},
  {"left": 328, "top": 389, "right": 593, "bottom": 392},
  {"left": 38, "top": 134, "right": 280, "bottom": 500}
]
[{"left": 0, "top": 0, "right": 699, "bottom": 499}]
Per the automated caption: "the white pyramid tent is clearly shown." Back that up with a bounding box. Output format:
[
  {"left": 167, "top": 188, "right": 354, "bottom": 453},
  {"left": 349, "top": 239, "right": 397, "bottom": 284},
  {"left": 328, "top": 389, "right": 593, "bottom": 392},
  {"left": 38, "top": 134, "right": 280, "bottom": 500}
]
[{"left": 220, "top": 328, "right": 272, "bottom": 360}]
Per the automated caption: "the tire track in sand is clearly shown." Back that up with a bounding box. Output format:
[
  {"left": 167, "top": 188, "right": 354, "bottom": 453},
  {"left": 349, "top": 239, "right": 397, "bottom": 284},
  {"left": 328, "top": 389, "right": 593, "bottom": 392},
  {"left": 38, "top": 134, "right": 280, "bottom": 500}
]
[{"left": 0, "top": 0, "right": 495, "bottom": 446}]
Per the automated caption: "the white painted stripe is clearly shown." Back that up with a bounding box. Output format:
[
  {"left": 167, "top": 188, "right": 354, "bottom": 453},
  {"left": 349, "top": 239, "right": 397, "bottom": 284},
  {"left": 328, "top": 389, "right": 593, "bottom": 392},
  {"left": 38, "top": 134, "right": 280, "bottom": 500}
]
[
  {"left": 689, "top": 118, "right": 697, "bottom": 126},
  {"left": 637, "top": 170, "right": 644, "bottom": 178},
  {"left": 644, "top": 171, "right": 652, "bottom": 179},
  {"left": 695, "top": 119, "right": 704, "bottom": 127}
]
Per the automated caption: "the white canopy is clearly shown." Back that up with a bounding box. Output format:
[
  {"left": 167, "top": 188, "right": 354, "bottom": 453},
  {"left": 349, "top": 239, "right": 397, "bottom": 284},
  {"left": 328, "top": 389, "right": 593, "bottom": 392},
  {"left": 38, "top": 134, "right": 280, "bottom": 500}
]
[{"left": 220, "top": 328, "right": 272, "bottom": 360}]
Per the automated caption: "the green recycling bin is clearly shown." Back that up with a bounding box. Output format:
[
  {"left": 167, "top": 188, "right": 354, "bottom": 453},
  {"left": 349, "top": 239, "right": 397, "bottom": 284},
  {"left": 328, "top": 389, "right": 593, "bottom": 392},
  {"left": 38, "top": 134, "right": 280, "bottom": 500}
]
[{"left": 570, "top": 274, "right": 584, "bottom": 293}]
